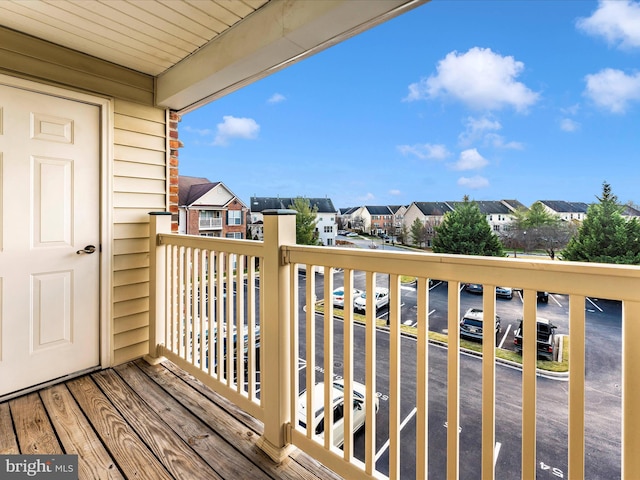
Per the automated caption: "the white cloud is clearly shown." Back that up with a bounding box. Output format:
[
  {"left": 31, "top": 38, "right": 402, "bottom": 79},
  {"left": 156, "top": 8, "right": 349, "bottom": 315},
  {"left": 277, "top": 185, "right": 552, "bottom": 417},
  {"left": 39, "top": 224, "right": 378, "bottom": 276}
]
[
  {"left": 458, "top": 176, "right": 490, "bottom": 189},
  {"left": 359, "top": 193, "right": 375, "bottom": 201},
  {"left": 397, "top": 143, "right": 450, "bottom": 160},
  {"left": 560, "top": 118, "right": 580, "bottom": 132},
  {"left": 182, "top": 125, "right": 213, "bottom": 136},
  {"left": 584, "top": 68, "right": 640, "bottom": 113},
  {"left": 404, "top": 47, "right": 539, "bottom": 112},
  {"left": 577, "top": 0, "right": 640, "bottom": 49},
  {"left": 389, "top": 189, "right": 402, "bottom": 196},
  {"left": 459, "top": 115, "right": 501, "bottom": 145},
  {"left": 450, "top": 148, "right": 489, "bottom": 171},
  {"left": 213, "top": 116, "right": 260, "bottom": 146},
  {"left": 268, "top": 93, "right": 286, "bottom": 104},
  {"left": 484, "top": 133, "right": 524, "bottom": 150},
  {"left": 561, "top": 104, "right": 580, "bottom": 115}
]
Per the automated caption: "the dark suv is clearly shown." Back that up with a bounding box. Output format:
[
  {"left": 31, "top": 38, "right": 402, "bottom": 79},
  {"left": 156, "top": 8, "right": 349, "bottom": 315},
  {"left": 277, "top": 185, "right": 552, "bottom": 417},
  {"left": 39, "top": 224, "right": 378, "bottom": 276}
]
[
  {"left": 459, "top": 308, "right": 501, "bottom": 343},
  {"left": 513, "top": 317, "right": 556, "bottom": 360}
]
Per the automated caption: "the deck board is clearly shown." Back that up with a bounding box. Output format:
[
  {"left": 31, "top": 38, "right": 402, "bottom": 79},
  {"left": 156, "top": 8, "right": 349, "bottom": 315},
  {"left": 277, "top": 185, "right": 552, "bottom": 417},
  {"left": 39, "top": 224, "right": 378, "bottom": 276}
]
[
  {"left": 40, "top": 384, "right": 124, "bottom": 479},
  {"left": 0, "top": 361, "right": 344, "bottom": 480}
]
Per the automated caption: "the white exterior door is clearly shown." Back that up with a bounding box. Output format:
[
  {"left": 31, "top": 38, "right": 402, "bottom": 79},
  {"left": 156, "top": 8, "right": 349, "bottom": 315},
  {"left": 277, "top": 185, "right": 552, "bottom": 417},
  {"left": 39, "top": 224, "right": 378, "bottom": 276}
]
[{"left": 0, "top": 84, "right": 100, "bottom": 396}]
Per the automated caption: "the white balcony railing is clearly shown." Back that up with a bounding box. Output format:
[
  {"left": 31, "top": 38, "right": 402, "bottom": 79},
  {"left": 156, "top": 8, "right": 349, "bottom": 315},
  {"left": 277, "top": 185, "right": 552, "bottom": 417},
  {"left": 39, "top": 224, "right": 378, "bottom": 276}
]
[
  {"left": 148, "top": 211, "right": 640, "bottom": 479},
  {"left": 199, "top": 217, "right": 223, "bottom": 229}
]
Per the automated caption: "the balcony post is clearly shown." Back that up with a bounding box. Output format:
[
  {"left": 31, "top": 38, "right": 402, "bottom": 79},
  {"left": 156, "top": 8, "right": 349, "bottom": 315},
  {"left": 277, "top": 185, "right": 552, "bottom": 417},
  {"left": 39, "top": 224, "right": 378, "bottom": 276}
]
[
  {"left": 144, "top": 211, "right": 172, "bottom": 365},
  {"left": 257, "top": 209, "right": 297, "bottom": 462}
]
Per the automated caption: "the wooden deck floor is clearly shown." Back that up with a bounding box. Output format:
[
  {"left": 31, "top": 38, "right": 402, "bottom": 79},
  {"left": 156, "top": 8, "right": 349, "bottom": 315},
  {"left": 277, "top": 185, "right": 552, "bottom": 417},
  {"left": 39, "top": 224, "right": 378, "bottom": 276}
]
[{"left": 0, "top": 359, "right": 343, "bottom": 480}]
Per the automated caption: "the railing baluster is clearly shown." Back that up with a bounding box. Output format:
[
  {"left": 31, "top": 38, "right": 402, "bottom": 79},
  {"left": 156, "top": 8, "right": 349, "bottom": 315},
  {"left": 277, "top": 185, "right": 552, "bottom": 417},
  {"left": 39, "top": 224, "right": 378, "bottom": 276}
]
[
  {"left": 216, "top": 252, "right": 224, "bottom": 380},
  {"left": 247, "top": 256, "right": 257, "bottom": 400},
  {"left": 416, "top": 277, "right": 429, "bottom": 479},
  {"left": 236, "top": 254, "right": 245, "bottom": 392},
  {"left": 365, "top": 271, "right": 377, "bottom": 475},
  {"left": 179, "top": 246, "right": 186, "bottom": 360},
  {"left": 446, "top": 281, "right": 460, "bottom": 479},
  {"left": 199, "top": 250, "right": 207, "bottom": 371},
  {"left": 623, "top": 300, "right": 640, "bottom": 477},
  {"left": 323, "top": 267, "right": 334, "bottom": 450},
  {"left": 342, "top": 268, "right": 355, "bottom": 462},
  {"left": 305, "top": 263, "right": 316, "bottom": 441},
  {"left": 482, "top": 285, "right": 497, "bottom": 480},
  {"left": 522, "top": 289, "right": 537, "bottom": 478},
  {"left": 226, "top": 253, "right": 234, "bottom": 386},
  {"left": 568, "top": 294, "right": 585, "bottom": 479},
  {"left": 289, "top": 262, "right": 299, "bottom": 439},
  {"left": 389, "top": 273, "right": 401, "bottom": 480}
]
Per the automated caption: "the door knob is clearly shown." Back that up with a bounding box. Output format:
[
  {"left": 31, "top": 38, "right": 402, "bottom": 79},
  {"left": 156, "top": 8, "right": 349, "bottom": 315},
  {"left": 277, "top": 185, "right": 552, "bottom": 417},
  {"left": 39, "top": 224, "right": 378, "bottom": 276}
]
[{"left": 76, "top": 245, "right": 96, "bottom": 254}]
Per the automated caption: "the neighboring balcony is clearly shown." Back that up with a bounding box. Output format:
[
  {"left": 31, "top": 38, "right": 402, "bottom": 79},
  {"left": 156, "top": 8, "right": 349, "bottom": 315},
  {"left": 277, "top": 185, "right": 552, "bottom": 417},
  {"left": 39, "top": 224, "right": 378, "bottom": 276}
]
[
  {"left": 145, "top": 210, "right": 640, "bottom": 480},
  {"left": 199, "top": 216, "right": 223, "bottom": 230}
]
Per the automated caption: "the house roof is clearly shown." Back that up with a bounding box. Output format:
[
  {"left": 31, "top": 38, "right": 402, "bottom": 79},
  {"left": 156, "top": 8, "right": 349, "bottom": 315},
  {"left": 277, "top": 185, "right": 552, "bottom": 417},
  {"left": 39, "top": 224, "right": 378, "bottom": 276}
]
[
  {"left": 539, "top": 200, "right": 589, "bottom": 213},
  {"left": 339, "top": 207, "right": 359, "bottom": 215},
  {"left": 178, "top": 176, "right": 218, "bottom": 206},
  {"left": 412, "top": 202, "right": 453, "bottom": 216},
  {"left": 502, "top": 199, "right": 527, "bottom": 211},
  {"left": 364, "top": 206, "right": 393, "bottom": 215},
  {"left": 250, "top": 197, "right": 337, "bottom": 214},
  {"left": 0, "top": 1, "right": 428, "bottom": 113}
]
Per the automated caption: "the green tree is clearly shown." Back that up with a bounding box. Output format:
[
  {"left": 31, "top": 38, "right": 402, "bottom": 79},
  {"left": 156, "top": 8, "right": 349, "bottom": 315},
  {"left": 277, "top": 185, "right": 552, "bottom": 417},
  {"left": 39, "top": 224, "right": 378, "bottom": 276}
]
[
  {"left": 562, "top": 182, "right": 640, "bottom": 264},
  {"left": 410, "top": 218, "right": 426, "bottom": 247},
  {"left": 288, "top": 197, "right": 320, "bottom": 245},
  {"left": 432, "top": 196, "right": 504, "bottom": 256}
]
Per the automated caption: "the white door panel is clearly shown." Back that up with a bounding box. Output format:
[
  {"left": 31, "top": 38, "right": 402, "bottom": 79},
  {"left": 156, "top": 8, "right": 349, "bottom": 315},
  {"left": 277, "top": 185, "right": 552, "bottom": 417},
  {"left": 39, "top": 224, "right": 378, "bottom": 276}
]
[{"left": 0, "top": 84, "right": 100, "bottom": 396}]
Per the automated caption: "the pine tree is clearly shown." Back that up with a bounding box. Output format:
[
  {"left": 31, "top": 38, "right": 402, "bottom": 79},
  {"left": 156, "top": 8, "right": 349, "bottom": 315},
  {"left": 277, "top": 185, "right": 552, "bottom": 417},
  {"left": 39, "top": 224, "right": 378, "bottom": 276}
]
[
  {"left": 288, "top": 197, "right": 320, "bottom": 245},
  {"left": 562, "top": 182, "right": 639, "bottom": 264},
  {"left": 432, "top": 196, "right": 504, "bottom": 256}
]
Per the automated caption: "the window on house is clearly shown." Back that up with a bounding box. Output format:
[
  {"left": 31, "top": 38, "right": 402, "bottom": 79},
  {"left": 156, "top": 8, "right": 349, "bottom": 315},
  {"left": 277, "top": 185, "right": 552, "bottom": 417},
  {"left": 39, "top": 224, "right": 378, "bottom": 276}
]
[
  {"left": 227, "top": 210, "right": 242, "bottom": 225},
  {"left": 493, "top": 225, "right": 500, "bottom": 232},
  {"left": 324, "top": 225, "right": 333, "bottom": 233},
  {"left": 225, "top": 232, "right": 243, "bottom": 239}
]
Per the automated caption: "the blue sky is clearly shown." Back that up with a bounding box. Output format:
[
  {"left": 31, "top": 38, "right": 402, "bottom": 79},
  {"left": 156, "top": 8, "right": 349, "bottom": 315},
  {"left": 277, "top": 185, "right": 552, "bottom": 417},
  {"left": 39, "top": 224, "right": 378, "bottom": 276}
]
[{"left": 179, "top": 0, "right": 640, "bottom": 210}]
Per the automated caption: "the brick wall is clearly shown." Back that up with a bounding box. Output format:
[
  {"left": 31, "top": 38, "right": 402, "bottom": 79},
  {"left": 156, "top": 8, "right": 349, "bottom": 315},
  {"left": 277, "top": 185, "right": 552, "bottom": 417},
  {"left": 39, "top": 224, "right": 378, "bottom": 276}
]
[{"left": 169, "top": 111, "right": 182, "bottom": 232}]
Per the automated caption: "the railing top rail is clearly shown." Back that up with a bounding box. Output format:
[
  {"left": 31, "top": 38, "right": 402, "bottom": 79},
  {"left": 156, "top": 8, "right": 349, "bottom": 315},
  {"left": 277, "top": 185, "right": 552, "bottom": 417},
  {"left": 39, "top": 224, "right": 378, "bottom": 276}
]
[
  {"left": 157, "top": 233, "right": 264, "bottom": 257},
  {"left": 284, "top": 244, "right": 640, "bottom": 302}
]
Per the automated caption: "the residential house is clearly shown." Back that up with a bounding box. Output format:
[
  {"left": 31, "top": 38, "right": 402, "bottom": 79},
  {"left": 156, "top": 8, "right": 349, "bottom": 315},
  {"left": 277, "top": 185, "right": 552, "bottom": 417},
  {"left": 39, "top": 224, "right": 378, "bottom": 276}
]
[
  {"left": 250, "top": 196, "right": 337, "bottom": 245},
  {"left": 404, "top": 200, "right": 525, "bottom": 243},
  {"left": 337, "top": 206, "right": 359, "bottom": 230},
  {"left": 403, "top": 202, "right": 453, "bottom": 245},
  {"left": 178, "top": 176, "right": 248, "bottom": 239},
  {"left": 539, "top": 200, "right": 590, "bottom": 222},
  {"left": 389, "top": 204, "right": 408, "bottom": 235},
  {"left": 622, "top": 204, "right": 640, "bottom": 220},
  {"left": 350, "top": 205, "right": 394, "bottom": 235}
]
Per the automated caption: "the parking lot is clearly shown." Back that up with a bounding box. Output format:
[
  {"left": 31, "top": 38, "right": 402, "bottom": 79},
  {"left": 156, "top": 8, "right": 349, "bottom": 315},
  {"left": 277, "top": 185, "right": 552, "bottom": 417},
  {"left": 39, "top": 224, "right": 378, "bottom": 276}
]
[{"left": 297, "top": 270, "right": 622, "bottom": 479}]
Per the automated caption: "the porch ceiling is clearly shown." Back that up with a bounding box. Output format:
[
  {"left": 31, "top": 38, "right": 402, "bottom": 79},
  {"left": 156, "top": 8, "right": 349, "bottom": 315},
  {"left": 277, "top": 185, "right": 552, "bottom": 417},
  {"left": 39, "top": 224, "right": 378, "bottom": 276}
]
[{"left": 0, "top": 0, "right": 428, "bottom": 113}]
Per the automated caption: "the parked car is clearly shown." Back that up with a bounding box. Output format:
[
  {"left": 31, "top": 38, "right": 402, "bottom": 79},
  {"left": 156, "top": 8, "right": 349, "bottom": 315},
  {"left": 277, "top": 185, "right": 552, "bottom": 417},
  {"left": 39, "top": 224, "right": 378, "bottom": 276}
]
[
  {"left": 337, "top": 230, "right": 347, "bottom": 235},
  {"left": 464, "top": 283, "right": 483, "bottom": 294},
  {"left": 353, "top": 287, "right": 389, "bottom": 313},
  {"left": 332, "top": 287, "right": 363, "bottom": 308},
  {"left": 495, "top": 286, "right": 513, "bottom": 299},
  {"left": 297, "top": 380, "right": 379, "bottom": 448},
  {"left": 464, "top": 283, "right": 513, "bottom": 299},
  {"left": 346, "top": 232, "right": 358, "bottom": 237},
  {"left": 459, "top": 307, "right": 501, "bottom": 343},
  {"left": 513, "top": 317, "right": 556, "bottom": 361}
]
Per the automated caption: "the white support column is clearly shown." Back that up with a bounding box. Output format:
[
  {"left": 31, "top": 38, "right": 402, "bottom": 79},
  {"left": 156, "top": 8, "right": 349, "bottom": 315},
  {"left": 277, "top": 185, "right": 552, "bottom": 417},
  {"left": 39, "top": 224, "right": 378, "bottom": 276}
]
[
  {"left": 256, "top": 209, "right": 297, "bottom": 462},
  {"left": 144, "top": 212, "right": 172, "bottom": 365}
]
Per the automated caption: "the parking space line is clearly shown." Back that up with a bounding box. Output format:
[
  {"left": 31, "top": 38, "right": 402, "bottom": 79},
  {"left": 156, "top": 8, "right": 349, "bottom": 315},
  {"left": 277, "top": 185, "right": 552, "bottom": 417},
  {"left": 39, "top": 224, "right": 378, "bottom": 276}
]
[
  {"left": 375, "top": 407, "right": 417, "bottom": 461},
  {"left": 498, "top": 324, "right": 511, "bottom": 349},
  {"left": 494, "top": 442, "right": 502, "bottom": 467},
  {"left": 587, "top": 297, "right": 603, "bottom": 312},
  {"left": 550, "top": 294, "right": 563, "bottom": 307},
  {"left": 412, "top": 309, "right": 435, "bottom": 328}
]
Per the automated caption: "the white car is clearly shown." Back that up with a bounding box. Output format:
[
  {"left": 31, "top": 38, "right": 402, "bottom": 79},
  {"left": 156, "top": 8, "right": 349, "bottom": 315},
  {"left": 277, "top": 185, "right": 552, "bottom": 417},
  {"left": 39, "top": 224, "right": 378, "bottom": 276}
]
[
  {"left": 332, "top": 287, "right": 363, "bottom": 308},
  {"left": 298, "top": 381, "right": 379, "bottom": 448},
  {"left": 353, "top": 287, "right": 389, "bottom": 313}
]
